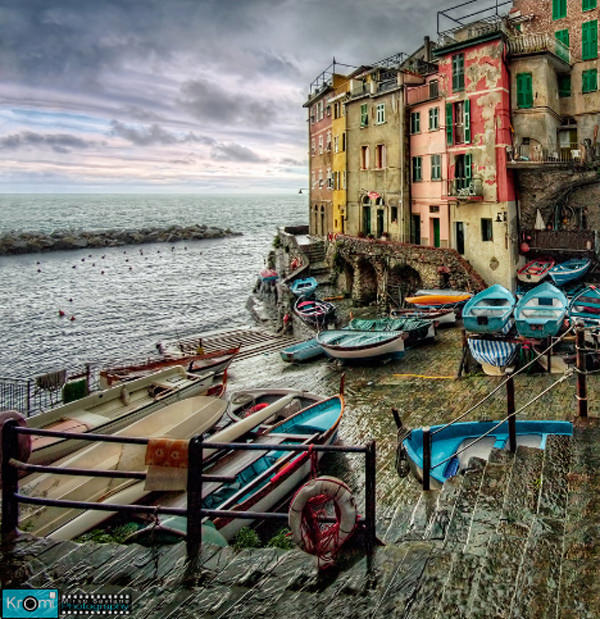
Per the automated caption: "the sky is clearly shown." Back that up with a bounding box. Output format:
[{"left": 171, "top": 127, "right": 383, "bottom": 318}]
[{"left": 0, "top": 0, "right": 447, "bottom": 193}]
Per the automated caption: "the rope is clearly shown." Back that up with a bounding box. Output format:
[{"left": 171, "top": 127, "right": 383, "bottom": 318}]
[
  {"left": 434, "top": 324, "right": 576, "bottom": 436},
  {"left": 300, "top": 494, "right": 343, "bottom": 566},
  {"left": 392, "top": 373, "right": 455, "bottom": 380}
]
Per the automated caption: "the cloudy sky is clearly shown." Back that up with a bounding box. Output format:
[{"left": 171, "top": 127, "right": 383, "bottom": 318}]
[{"left": 0, "top": 0, "right": 445, "bottom": 193}]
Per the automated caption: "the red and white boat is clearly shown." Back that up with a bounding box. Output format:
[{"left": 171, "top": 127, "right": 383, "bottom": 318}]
[{"left": 517, "top": 257, "right": 555, "bottom": 284}]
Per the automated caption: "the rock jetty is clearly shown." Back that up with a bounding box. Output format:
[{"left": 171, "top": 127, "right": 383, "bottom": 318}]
[{"left": 0, "top": 224, "right": 241, "bottom": 255}]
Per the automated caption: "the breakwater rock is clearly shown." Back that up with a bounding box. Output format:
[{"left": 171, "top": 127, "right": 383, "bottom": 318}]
[{"left": 0, "top": 225, "right": 242, "bottom": 255}]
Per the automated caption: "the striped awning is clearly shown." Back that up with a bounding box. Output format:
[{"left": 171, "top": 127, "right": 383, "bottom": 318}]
[{"left": 468, "top": 338, "right": 518, "bottom": 368}]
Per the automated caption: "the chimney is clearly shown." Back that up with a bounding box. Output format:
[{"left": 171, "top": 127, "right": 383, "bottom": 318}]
[{"left": 424, "top": 35, "right": 431, "bottom": 62}]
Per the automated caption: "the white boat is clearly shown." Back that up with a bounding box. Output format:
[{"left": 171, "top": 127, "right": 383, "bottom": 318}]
[
  {"left": 226, "top": 388, "right": 324, "bottom": 423},
  {"left": 316, "top": 329, "right": 406, "bottom": 361},
  {"left": 14, "top": 366, "right": 220, "bottom": 465}
]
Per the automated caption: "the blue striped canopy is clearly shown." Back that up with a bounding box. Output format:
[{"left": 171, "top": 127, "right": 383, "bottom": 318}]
[{"left": 468, "top": 337, "right": 518, "bottom": 367}]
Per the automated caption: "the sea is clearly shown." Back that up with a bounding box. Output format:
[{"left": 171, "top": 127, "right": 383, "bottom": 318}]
[{"left": 0, "top": 193, "right": 306, "bottom": 378}]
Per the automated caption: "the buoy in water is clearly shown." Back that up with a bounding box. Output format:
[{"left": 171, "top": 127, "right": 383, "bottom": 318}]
[
  {"left": 58, "top": 310, "right": 65, "bottom": 317},
  {"left": 72, "top": 265, "right": 76, "bottom": 269},
  {"left": 37, "top": 269, "right": 41, "bottom": 273},
  {"left": 101, "top": 270, "right": 105, "bottom": 275},
  {"left": 70, "top": 316, "right": 76, "bottom": 321},
  {"left": 69, "top": 298, "right": 73, "bottom": 302}
]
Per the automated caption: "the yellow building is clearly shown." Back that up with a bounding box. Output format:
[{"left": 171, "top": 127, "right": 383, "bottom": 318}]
[{"left": 329, "top": 75, "right": 350, "bottom": 234}]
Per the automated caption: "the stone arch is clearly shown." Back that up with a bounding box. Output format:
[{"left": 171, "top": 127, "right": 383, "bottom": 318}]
[
  {"left": 355, "top": 258, "right": 378, "bottom": 304},
  {"left": 337, "top": 258, "right": 355, "bottom": 296},
  {"left": 387, "top": 264, "right": 423, "bottom": 306}
]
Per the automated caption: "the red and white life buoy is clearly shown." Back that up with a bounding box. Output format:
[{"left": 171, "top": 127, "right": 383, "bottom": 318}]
[
  {"left": 244, "top": 402, "right": 269, "bottom": 418},
  {"left": 288, "top": 476, "right": 357, "bottom": 561},
  {"left": 0, "top": 411, "right": 31, "bottom": 482}
]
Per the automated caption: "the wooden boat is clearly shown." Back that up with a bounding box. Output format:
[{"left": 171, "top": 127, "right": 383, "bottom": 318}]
[
  {"left": 99, "top": 346, "right": 239, "bottom": 387},
  {"left": 293, "top": 298, "right": 335, "bottom": 325},
  {"left": 548, "top": 258, "right": 591, "bottom": 287},
  {"left": 128, "top": 395, "right": 345, "bottom": 542},
  {"left": 569, "top": 285, "right": 600, "bottom": 327},
  {"left": 19, "top": 394, "right": 228, "bottom": 538},
  {"left": 259, "top": 268, "right": 278, "bottom": 282},
  {"left": 38, "top": 394, "right": 337, "bottom": 540},
  {"left": 514, "top": 282, "right": 568, "bottom": 338},
  {"left": 12, "top": 367, "right": 221, "bottom": 466},
  {"left": 290, "top": 277, "right": 318, "bottom": 297},
  {"left": 226, "top": 388, "right": 324, "bottom": 423},
  {"left": 345, "top": 317, "right": 435, "bottom": 347},
  {"left": 279, "top": 338, "right": 324, "bottom": 362},
  {"left": 391, "top": 307, "right": 457, "bottom": 326},
  {"left": 462, "top": 285, "right": 516, "bottom": 334},
  {"left": 517, "top": 257, "right": 555, "bottom": 284},
  {"left": 467, "top": 337, "right": 518, "bottom": 374},
  {"left": 401, "top": 419, "right": 572, "bottom": 487},
  {"left": 406, "top": 290, "right": 472, "bottom": 307},
  {"left": 316, "top": 329, "right": 406, "bottom": 361}
]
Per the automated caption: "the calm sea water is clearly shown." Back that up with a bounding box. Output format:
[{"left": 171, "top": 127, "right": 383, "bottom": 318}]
[{"left": 0, "top": 194, "right": 306, "bottom": 377}]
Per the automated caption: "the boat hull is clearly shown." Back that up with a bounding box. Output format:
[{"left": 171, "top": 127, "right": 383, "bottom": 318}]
[
  {"left": 279, "top": 338, "right": 324, "bottom": 362},
  {"left": 516, "top": 258, "right": 554, "bottom": 284},
  {"left": 514, "top": 282, "right": 567, "bottom": 338},
  {"left": 462, "top": 284, "right": 516, "bottom": 334},
  {"left": 317, "top": 330, "right": 406, "bottom": 361},
  {"left": 548, "top": 259, "right": 591, "bottom": 286}
]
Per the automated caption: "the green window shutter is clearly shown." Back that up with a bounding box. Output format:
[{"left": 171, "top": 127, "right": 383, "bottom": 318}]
[
  {"left": 559, "top": 75, "right": 571, "bottom": 97},
  {"left": 516, "top": 73, "right": 533, "bottom": 108},
  {"left": 583, "top": 0, "right": 597, "bottom": 11},
  {"left": 465, "top": 154, "right": 472, "bottom": 184},
  {"left": 582, "top": 21, "right": 598, "bottom": 60},
  {"left": 583, "top": 69, "right": 598, "bottom": 93},
  {"left": 452, "top": 54, "right": 464, "bottom": 91},
  {"left": 553, "top": 0, "right": 567, "bottom": 19},
  {"left": 555, "top": 29, "right": 570, "bottom": 62},
  {"left": 360, "top": 103, "right": 368, "bottom": 127},
  {"left": 464, "top": 99, "right": 471, "bottom": 144},
  {"left": 445, "top": 103, "right": 453, "bottom": 145}
]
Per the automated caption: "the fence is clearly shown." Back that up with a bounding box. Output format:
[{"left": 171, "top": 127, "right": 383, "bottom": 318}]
[{"left": 1, "top": 425, "right": 377, "bottom": 567}]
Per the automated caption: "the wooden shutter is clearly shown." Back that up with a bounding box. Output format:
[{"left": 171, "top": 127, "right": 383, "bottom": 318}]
[
  {"left": 555, "top": 29, "right": 570, "bottom": 62},
  {"left": 465, "top": 154, "right": 472, "bottom": 186},
  {"left": 517, "top": 73, "right": 533, "bottom": 108},
  {"left": 582, "top": 21, "right": 598, "bottom": 60},
  {"left": 464, "top": 99, "right": 471, "bottom": 144},
  {"left": 446, "top": 103, "right": 453, "bottom": 145}
]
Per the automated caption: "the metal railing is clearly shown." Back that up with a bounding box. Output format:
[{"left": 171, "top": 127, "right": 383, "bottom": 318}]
[
  {"left": 507, "top": 144, "right": 583, "bottom": 166},
  {"left": 1, "top": 424, "right": 377, "bottom": 567},
  {"left": 437, "top": 0, "right": 512, "bottom": 40},
  {"left": 406, "top": 82, "right": 443, "bottom": 106},
  {"left": 447, "top": 177, "right": 484, "bottom": 199},
  {"left": 521, "top": 229, "right": 595, "bottom": 253}
]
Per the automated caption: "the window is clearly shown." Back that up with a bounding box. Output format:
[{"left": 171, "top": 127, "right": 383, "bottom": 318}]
[
  {"left": 445, "top": 99, "right": 471, "bottom": 145},
  {"left": 412, "top": 156, "right": 422, "bottom": 182},
  {"left": 326, "top": 130, "right": 332, "bottom": 151},
  {"left": 582, "top": 21, "right": 598, "bottom": 60},
  {"left": 342, "top": 171, "right": 346, "bottom": 189},
  {"left": 311, "top": 171, "right": 316, "bottom": 188},
  {"left": 326, "top": 105, "right": 331, "bottom": 117},
  {"left": 318, "top": 135, "right": 323, "bottom": 154},
  {"left": 431, "top": 154, "right": 441, "bottom": 181},
  {"left": 376, "top": 144, "right": 386, "bottom": 169},
  {"left": 559, "top": 75, "right": 571, "bottom": 97},
  {"left": 361, "top": 145, "right": 370, "bottom": 169},
  {"left": 334, "top": 135, "right": 339, "bottom": 153},
  {"left": 376, "top": 103, "right": 385, "bottom": 124},
  {"left": 555, "top": 29, "right": 570, "bottom": 62},
  {"left": 317, "top": 101, "right": 323, "bottom": 121},
  {"left": 410, "top": 112, "right": 421, "bottom": 133},
  {"left": 583, "top": 0, "right": 597, "bottom": 11},
  {"left": 360, "top": 103, "right": 369, "bottom": 127},
  {"left": 311, "top": 138, "right": 315, "bottom": 155},
  {"left": 429, "top": 107, "right": 439, "bottom": 130},
  {"left": 481, "top": 218, "right": 493, "bottom": 242},
  {"left": 454, "top": 153, "right": 472, "bottom": 191},
  {"left": 429, "top": 205, "right": 440, "bottom": 213},
  {"left": 452, "top": 53, "right": 465, "bottom": 91},
  {"left": 342, "top": 133, "right": 346, "bottom": 152},
  {"left": 429, "top": 80, "right": 439, "bottom": 99},
  {"left": 391, "top": 206, "right": 398, "bottom": 222},
  {"left": 516, "top": 73, "right": 533, "bottom": 108},
  {"left": 318, "top": 170, "right": 323, "bottom": 187},
  {"left": 583, "top": 69, "right": 598, "bottom": 93},
  {"left": 327, "top": 168, "right": 332, "bottom": 189},
  {"left": 552, "top": 0, "right": 566, "bottom": 19}
]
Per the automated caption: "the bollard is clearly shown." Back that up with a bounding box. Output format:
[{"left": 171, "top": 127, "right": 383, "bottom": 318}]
[
  {"left": 422, "top": 427, "right": 431, "bottom": 491},
  {"left": 365, "top": 440, "right": 376, "bottom": 573},
  {"left": 2, "top": 419, "right": 19, "bottom": 544},
  {"left": 576, "top": 326, "right": 588, "bottom": 418},
  {"left": 186, "top": 435, "right": 204, "bottom": 560},
  {"left": 506, "top": 373, "right": 516, "bottom": 453}
]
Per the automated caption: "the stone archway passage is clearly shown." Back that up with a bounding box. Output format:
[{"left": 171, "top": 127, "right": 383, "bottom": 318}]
[
  {"left": 338, "top": 259, "right": 354, "bottom": 296},
  {"left": 355, "top": 258, "right": 378, "bottom": 304},
  {"left": 388, "top": 264, "right": 423, "bottom": 307}
]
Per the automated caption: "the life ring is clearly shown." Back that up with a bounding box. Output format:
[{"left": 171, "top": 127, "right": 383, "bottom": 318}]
[
  {"left": 0, "top": 411, "right": 31, "bottom": 477},
  {"left": 290, "top": 257, "right": 301, "bottom": 271},
  {"left": 244, "top": 402, "right": 269, "bottom": 418},
  {"left": 288, "top": 475, "right": 357, "bottom": 560}
]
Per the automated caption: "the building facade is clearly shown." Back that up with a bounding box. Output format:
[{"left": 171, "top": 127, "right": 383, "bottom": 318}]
[{"left": 329, "top": 75, "right": 351, "bottom": 234}]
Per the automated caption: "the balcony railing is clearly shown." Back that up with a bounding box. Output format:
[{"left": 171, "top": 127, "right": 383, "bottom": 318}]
[
  {"left": 506, "top": 144, "right": 583, "bottom": 167},
  {"left": 522, "top": 229, "right": 596, "bottom": 253},
  {"left": 507, "top": 34, "right": 570, "bottom": 64},
  {"left": 406, "top": 81, "right": 443, "bottom": 106},
  {"left": 446, "top": 177, "right": 484, "bottom": 200}
]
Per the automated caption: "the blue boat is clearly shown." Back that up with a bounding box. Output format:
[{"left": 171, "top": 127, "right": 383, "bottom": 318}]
[
  {"left": 569, "top": 285, "right": 600, "bottom": 327},
  {"left": 290, "top": 277, "right": 318, "bottom": 297},
  {"left": 317, "top": 329, "right": 406, "bottom": 362},
  {"left": 345, "top": 317, "right": 435, "bottom": 347},
  {"left": 548, "top": 258, "right": 591, "bottom": 287},
  {"left": 401, "top": 419, "right": 573, "bottom": 487},
  {"left": 514, "top": 282, "right": 568, "bottom": 338},
  {"left": 468, "top": 336, "right": 518, "bottom": 373},
  {"left": 280, "top": 338, "right": 324, "bottom": 362},
  {"left": 462, "top": 284, "right": 516, "bottom": 334}
]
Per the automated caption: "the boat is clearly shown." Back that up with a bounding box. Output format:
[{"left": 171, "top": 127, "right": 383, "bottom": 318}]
[
  {"left": 462, "top": 285, "right": 516, "bottom": 334},
  {"left": 569, "top": 285, "right": 600, "bottom": 327},
  {"left": 226, "top": 388, "right": 324, "bottom": 423},
  {"left": 345, "top": 317, "right": 435, "bottom": 347},
  {"left": 259, "top": 268, "right": 278, "bottom": 282},
  {"left": 316, "top": 329, "right": 406, "bottom": 361},
  {"left": 548, "top": 258, "right": 591, "bottom": 287},
  {"left": 405, "top": 290, "right": 472, "bottom": 307},
  {"left": 128, "top": 394, "right": 345, "bottom": 543},
  {"left": 514, "top": 282, "right": 568, "bottom": 338},
  {"left": 401, "top": 419, "right": 573, "bottom": 487},
  {"left": 467, "top": 337, "right": 519, "bottom": 375},
  {"left": 279, "top": 338, "right": 324, "bottom": 362},
  {"left": 10, "top": 366, "right": 222, "bottom": 466},
  {"left": 290, "top": 277, "right": 318, "bottom": 297},
  {"left": 293, "top": 298, "right": 335, "bottom": 325},
  {"left": 516, "top": 257, "right": 555, "bottom": 284},
  {"left": 391, "top": 307, "right": 457, "bottom": 326},
  {"left": 99, "top": 346, "right": 239, "bottom": 387},
  {"left": 18, "top": 394, "right": 228, "bottom": 538}
]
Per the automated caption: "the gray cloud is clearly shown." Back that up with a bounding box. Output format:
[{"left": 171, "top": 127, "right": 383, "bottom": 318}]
[
  {"left": 0, "top": 131, "right": 92, "bottom": 153},
  {"left": 279, "top": 157, "right": 305, "bottom": 166},
  {"left": 110, "top": 120, "right": 214, "bottom": 146},
  {"left": 211, "top": 143, "right": 268, "bottom": 163}
]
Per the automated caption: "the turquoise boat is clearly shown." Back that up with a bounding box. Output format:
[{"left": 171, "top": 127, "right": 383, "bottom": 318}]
[
  {"left": 400, "top": 419, "right": 573, "bottom": 487},
  {"left": 462, "top": 284, "right": 516, "bottom": 334},
  {"left": 548, "top": 258, "right": 591, "bottom": 287},
  {"left": 345, "top": 317, "right": 435, "bottom": 347},
  {"left": 280, "top": 338, "right": 324, "bottom": 362},
  {"left": 514, "top": 282, "right": 568, "bottom": 338},
  {"left": 317, "top": 329, "right": 406, "bottom": 361},
  {"left": 290, "top": 277, "right": 318, "bottom": 297},
  {"left": 569, "top": 285, "right": 600, "bottom": 327}
]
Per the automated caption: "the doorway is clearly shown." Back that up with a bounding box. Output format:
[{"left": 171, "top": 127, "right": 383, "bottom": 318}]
[
  {"left": 377, "top": 209, "right": 384, "bottom": 238},
  {"left": 411, "top": 214, "right": 421, "bottom": 244},
  {"left": 431, "top": 217, "right": 440, "bottom": 247},
  {"left": 362, "top": 206, "right": 371, "bottom": 235},
  {"left": 455, "top": 221, "right": 465, "bottom": 254}
]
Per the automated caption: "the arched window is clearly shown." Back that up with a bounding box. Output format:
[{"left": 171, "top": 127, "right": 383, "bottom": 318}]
[
  {"left": 375, "top": 197, "right": 385, "bottom": 206},
  {"left": 362, "top": 195, "right": 371, "bottom": 205}
]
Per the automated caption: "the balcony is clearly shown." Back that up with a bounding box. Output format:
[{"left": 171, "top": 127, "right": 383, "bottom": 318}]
[
  {"left": 521, "top": 229, "right": 595, "bottom": 253},
  {"left": 406, "top": 81, "right": 443, "bottom": 106},
  {"left": 507, "top": 34, "right": 570, "bottom": 66},
  {"left": 506, "top": 144, "right": 583, "bottom": 168},
  {"left": 446, "top": 177, "right": 484, "bottom": 201}
]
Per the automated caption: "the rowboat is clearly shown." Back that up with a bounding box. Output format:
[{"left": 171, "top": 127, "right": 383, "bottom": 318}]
[
  {"left": 405, "top": 290, "right": 472, "bottom": 307},
  {"left": 279, "top": 338, "right": 324, "bottom": 362},
  {"left": 128, "top": 395, "right": 345, "bottom": 542},
  {"left": 290, "top": 277, "right": 318, "bottom": 297},
  {"left": 400, "top": 419, "right": 572, "bottom": 487},
  {"left": 22, "top": 393, "right": 304, "bottom": 540},
  {"left": 548, "top": 258, "right": 591, "bottom": 286},
  {"left": 316, "top": 329, "right": 406, "bottom": 361},
  {"left": 517, "top": 257, "right": 555, "bottom": 284},
  {"left": 345, "top": 317, "right": 435, "bottom": 347},
  {"left": 226, "top": 388, "right": 324, "bottom": 423},
  {"left": 514, "top": 282, "right": 568, "bottom": 338},
  {"left": 259, "top": 268, "right": 278, "bottom": 282},
  {"left": 293, "top": 298, "right": 335, "bottom": 325},
  {"left": 12, "top": 367, "right": 222, "bottom": 465},
  {"left": 391, "top": 307, "right": 457, "bottom": 326},
  {"left": 19, "top": 394, "right": 228, "bottom": 538},
  {"left": 468, "top": 337, "right": 518, "bottom": 375},
  {"left": 99, "top": 346, "right": 239, "bottom": 388},
  {"left": 569, "top": 285, "right": 600, "bottom": 327},
  {"left": 462, "top": 285, "right": 516, "bottom": 334}
]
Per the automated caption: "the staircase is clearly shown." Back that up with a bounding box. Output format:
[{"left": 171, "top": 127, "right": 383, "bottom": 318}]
[{"left": 299, "top": 239, "right": 332, "bottom": 285}]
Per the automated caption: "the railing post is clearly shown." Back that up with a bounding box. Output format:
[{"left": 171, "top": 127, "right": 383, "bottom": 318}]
[
  {"left": 2, "top": 420, "right": 19, "bottom": 545},
  {"left": 422, "top": 427, "right": 431, "bottom": 491},
  {"left": 26, "top": 378, "right": 32, "bottom": 417},
  {"left": 365, "top": 440, "right": 376, "bottom": 572},
  {"left": 576, "top": 326, "right": 588, "bottom": 418},
  {"left": 186, "top": 435, "right": 203, "bottom": 561},
  {"left": 506, "top": 373, "right": 517, "bottom": 453}
]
